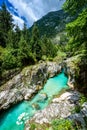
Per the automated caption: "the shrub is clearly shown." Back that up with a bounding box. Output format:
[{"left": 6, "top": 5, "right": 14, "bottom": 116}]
[
  {"left": 52, "top": 119, "right": 74, "bottom": 130},
  {"left": 30, "top": 123, "right": 36, "bottom": 130},
  {"left": 79, "top": 95, "right": 87, "bottom": 105},
  {"left": 1, "top": 48, "right": 18, "bottom": 69}
]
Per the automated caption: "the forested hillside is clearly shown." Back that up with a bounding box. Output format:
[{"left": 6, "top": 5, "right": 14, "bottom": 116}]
[
  {"left": 30, "top": 10, "right": 71, "bottom": 37},
  {"left": 0, "top": 3, "right": 57, "bottom": 77}
]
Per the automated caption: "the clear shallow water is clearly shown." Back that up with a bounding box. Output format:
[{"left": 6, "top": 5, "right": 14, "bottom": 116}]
[{"left": 0, "top": 72, "right": 68, "bottom": 130}]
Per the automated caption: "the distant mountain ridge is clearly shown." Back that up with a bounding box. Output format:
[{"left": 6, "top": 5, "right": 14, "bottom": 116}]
[{"left": 30, "top": 10, "right": 73, "bottom": 37}]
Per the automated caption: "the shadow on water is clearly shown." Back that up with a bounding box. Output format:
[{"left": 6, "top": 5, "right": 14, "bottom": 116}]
[{"left": 0, "top": 101, "right": 23, "bottom": 125}]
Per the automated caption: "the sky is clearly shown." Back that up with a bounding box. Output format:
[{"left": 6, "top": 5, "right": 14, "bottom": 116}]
[{"left": 0, "top": 0, "right": 65, "bottom": 29}]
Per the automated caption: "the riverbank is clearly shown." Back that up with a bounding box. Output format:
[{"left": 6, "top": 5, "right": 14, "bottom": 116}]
[
  {"left": 0, "top": 69, "right": 68, "bottom": 130},
  {"left": 0, "top": 61, "right": 62, "bottom": 111},
  {"left": 0, "top": 56, "right": 87, "bottom": 130},
  {"left": 25, "top": 90, "right": 87, "bottom": 130},
  {"left": 0, "top": 55, "right": 86, "bottom": 111}
]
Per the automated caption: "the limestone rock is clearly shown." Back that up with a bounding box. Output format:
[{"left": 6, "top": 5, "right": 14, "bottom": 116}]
[
  {"left": 81, "top": 102, "right": 87, "bottom": 117},
  {"left": 24, "top": 89, "right": 35, "bottom": 100},
  {"left": 0, "top": 61, "right": 62, "bottom": 111},
  {"left": 29, "top": 90, "right": 80, "bottom": 124},
  {"left": 68, "top": 113, "right": 86, "bottom": 129},
  {"left": 46, "top": 62, "right": 61, "bottom": 78},
  {"left": 32, "top": 103, "right": 40, "bottom": 110},
  {"left": 38, "top": 93, "right": 48, "bottom": 100},
  {"left": 0, "top": 89, "right": 23, "bottom": 110}
]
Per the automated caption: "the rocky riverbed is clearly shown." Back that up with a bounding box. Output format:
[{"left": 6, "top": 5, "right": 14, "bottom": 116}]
[
  {"left": 0, "top": 56, "right": 83, "bottom": 111},
  {"left": 0, "top": 61, "right": 62, "bottom": 111},
  {"left": 25, "top": 90, "right": 87, "bottom": 130},
  {"left": 0, "top": 57, "right": 87, "bottom": 129}
]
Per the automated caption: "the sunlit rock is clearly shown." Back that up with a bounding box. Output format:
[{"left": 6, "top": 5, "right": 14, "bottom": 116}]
[{"left": 32, "top": 103, "right": 40, "bottom": 110}]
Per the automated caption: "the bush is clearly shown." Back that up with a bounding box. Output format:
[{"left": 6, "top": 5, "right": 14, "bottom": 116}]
[
  {"left": 1, "top": 48, "right": 18, "bottom": 70},
  {"left": 52, "top": 119, "right": 74, "bottom": 130},
  {"left": 30, "top": 123, "right": 36, "bottom": 130},
  {"left": 53, "top": 51, "right": 66, "bottom": 62},
  {"left": 80, "top": 95, "right": 87, "bottom": 105}
]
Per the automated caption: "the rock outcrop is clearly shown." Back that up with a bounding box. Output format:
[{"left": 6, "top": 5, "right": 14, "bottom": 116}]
[
  {"left": 0, "top": 62, "right": 61, "bottom": 111},
  {"left": 25, "top": 90, "right": 87, "bottom": 130},
  {"left": 0, "top": 89, "right": 23, "bottom": 110},
  {"left": 28, "top": 90, "right": 80, "bottom": 124},
  {"left": 64, "top": 55, "right": 87, "bottom": 92}
]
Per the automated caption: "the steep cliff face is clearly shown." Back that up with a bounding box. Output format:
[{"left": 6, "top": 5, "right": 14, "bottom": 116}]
[
  {"left": 75, "top": 60, "right": 87, "bottom": 96},
  {"left": 64, "top": 55, "right": 87, "bottom": 96}
]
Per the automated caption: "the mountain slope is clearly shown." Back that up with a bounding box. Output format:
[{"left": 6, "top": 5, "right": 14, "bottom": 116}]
[{"left": 31, "top": 10, "right": 73, "bottom": 37}]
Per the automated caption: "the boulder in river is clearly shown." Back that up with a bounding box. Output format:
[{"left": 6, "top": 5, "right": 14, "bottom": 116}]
[
  {"left": 37, "top": 93, "right": 48, "bottom": 102},
  {"left": 32, "top": 103, "right": 40, "bottom": 110}
]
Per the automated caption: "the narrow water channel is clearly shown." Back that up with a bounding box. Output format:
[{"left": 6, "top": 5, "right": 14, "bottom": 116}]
[{"left": 0, "top": 71, "right": 68, "bottom": 130}]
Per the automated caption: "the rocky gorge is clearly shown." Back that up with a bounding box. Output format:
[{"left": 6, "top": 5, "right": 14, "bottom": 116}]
[
  {"left": 0, "top": 61, "right": 62, "bottom": 111},
  {"left": 0, "top": 56, "right": 87, "bottom": 129},
  {"left": 26, "top": 90, "right": 87, "bottom": 130}
]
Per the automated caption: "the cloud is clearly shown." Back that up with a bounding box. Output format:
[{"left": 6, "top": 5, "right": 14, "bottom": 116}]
[
  {"left": 8, "top": 0, "right": 65, "bottom": 28},
  {"left": 12, "top": 14, "right": 24, "bottom": 29}
]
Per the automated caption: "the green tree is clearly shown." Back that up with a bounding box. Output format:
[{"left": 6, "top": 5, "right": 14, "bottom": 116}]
[
  {"left": 63, "top": 0, "right": 87, "bottom": 15},
  {"left": 66, "top": 9, "right": 87, "bottom": 55},
  {"left": 22, "top": 23, "right": 30, "bottom": 42},
  {"left": 14, "top": 24, "right": 21, "bottom": 49},
  {"left": 17, "top": 35, "right": 35, "bottom": 66},
  {"left": 52, "top": 119, "right": 79, "bottom": 130},
  {"left": 0, "top": 2, "right": 14, "bottom": 47},
  {"left": 41, "top": 35, "right": 57, "bottom": 59},
  {"left": 1, "top": 48, "right": 17, "bottom": 70},
  {"left": 30, "top": 23, "right": 41, "bottom": 60},
  {"left": 63, "top": 0, "right": 87, "bottom": 56},
  {"left": 6, "top": 30, "right": 15, "bottom": 48}
]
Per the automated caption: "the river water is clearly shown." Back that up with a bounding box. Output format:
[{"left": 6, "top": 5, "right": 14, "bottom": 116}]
[{"left": 0, "top": 71, "right": 68, "bottom": 130}]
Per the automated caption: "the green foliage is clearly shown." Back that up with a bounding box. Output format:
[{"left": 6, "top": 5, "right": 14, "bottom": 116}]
[
  {"left": 1, "top": 48, "right": 18, "bottom": 70},
  {"left": 52, "top": 119, "right": 74, "bottom": 130},
  {"left": 6, "top": 30, "right": 15, "bottom": 48},
  {"left": 17, "top": 35, "right": 36, "bottom": 66},
  {"left": 0, "top": 2, "right": 14, "bottom": 47},
  {"left": 14, "top": 25, "right": 21, "bottom": 49},
  {"left": 72, "top": 105, "right": 81, "bottom": 114},
  {"left": 63, "top": 0, "right": 87, "bottom": 15},
  {"left": 22, "top": 23, "right": 30, "bottom": 42},
  {"left": 30, "top": 123, "right": 36, "bottom": 130},
  {"left": 79, "top": 94, "right": 87, "bottom": 105},
  {"left": 0, "top": 46, "right": 4, "bottom": 73},
  {"left": 0, "top": 2, "right": 66, "bottom": 74},
  {"left": 63, "top": 1, "right": 87, "bottom": 56},
  {"left": 30, "top": 23, "right": 42, "bottom": 60},
  {"left": 31, "top": 10, "right": 69, "bottom": 38},
  {"left": 41, "top": 35, "right": 57, "bottom": 59},
  {"left": 53, "top": 50, "right": 66, "bottom": 62}
]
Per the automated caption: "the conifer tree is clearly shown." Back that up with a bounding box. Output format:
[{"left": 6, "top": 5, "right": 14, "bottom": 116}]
[
  {"left": 14, "top": 24, "right": 21, "bottom": 49},
  {"left": 0, "top": 2, "right": 14, "bottom": 47},
  {"left": 30, "top": 23, "right": 41, "bottom": 60},
  {"left": 17, "top": 35, "right": 35, "bottom": 66},
  {"left": 22, "top": 23, "right": 30, "bottom": 43},
  {"left": 63, "top": 0, "right": 87, "bottom": 55},
  {"left": 41, "top": 35, "right": 57, "bottom": 58}
]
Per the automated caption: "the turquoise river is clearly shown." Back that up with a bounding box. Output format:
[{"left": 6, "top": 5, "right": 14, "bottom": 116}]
[{"left": 0, "top": 71, "right": 68, "bottom": 130}]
